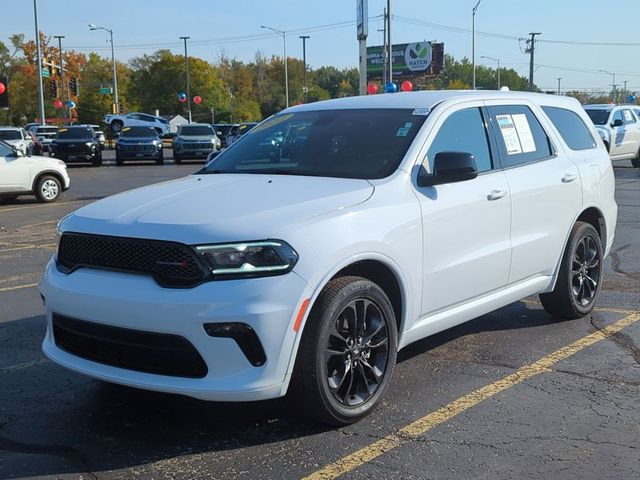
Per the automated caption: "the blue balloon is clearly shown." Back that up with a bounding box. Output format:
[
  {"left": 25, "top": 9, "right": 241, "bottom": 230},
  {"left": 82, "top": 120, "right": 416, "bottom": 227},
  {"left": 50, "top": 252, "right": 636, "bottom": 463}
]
[
  {"left": 66, "top": 100, "right": 76, "bottom": 108},
  {"left": 627, "top": 95, "right": 636, "bottom": 103},
  {"left": 384, "top": 82, "right": 398, "bottom": 93},
  {"left": 177, "top": 92, "right": 187, "bottom": 102}
]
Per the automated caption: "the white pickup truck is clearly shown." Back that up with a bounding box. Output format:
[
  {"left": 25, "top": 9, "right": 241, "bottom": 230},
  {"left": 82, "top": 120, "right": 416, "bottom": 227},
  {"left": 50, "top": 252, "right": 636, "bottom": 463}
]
[{"left": 584, "top": 104, "right": 640, "bottom": 168}]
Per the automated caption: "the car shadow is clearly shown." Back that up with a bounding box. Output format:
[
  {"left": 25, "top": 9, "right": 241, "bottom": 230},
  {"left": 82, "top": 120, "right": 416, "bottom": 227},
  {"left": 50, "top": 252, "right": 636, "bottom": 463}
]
[{"left": 0, "top": 300, "right": 555, "bottom": 479}]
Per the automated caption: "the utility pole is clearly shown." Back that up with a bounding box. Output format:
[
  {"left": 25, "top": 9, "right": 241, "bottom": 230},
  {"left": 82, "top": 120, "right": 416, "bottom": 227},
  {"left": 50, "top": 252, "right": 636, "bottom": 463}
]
[
  {"left": 387, "top": 0, "right": 392, "bottom": 83},
  {"left": 623, "top": 80, "right": 628, "bottom": 101},
  {"left": 33, "top": 0, "right": 46, "bottom": 125},
  {"left": 526, "top": 32, "right": 541, "bottom": 91},
  {"left": 53, "top": 35, "right": 67, "bottom": 123},
  {"left": 180, "top": 36, "right": 192, "bottom": 123},
  {"left": 378, "top": 8, "right": 387, "bottom": 84},
  {"left": 557, "top": 77, "right": 562, "bottom": 95},
  {"left": 211, "top": 107, "right": 214, "bottom": 124},
  {"left": 472, "top": 0, "right": 483, "bottom": 90},
  {"left": 356, "top": 0, "right": 368, "bottom": 95},
  {"left": 300, "top": 35, "right": 310, "bottom": 103},
  {"left": 598, "top": 70, "right": 616, "bottom": 103}
]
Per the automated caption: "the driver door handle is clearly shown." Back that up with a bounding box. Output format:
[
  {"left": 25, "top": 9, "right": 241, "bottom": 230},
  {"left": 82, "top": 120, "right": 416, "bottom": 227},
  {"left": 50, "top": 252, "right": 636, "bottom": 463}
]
[
  {"left": 487, "top": 189, "right": 507, "bottom": 201},
  {"left": 562, "top": 173, "right": 578, "bottom": 183}
]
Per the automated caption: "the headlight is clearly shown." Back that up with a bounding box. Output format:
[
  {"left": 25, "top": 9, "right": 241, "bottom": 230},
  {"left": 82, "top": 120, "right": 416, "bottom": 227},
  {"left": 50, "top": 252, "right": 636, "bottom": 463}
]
[
  {"left": 194, "top": 240, "right": 298, "bottom": 278},
  {"left": 152, "top": 139, "right": 161, "bottom": 146}
]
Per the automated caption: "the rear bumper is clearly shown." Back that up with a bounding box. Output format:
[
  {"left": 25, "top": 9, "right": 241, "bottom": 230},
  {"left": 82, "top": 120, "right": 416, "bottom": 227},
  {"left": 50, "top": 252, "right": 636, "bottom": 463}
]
[{"left": 39, "top": 258, "right": 309, "bottom": 401}]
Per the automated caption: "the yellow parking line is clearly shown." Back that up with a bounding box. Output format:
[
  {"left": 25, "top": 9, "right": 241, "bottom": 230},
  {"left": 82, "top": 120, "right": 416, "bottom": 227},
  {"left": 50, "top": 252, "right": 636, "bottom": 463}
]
[
  {"left": 0, "top": 358, "right": 49, "bottom": 372},
  {"left": 0, "top": 283, "right": 38, "bottom": 293},
  {"left": 0, "top": 243, "right": 57, "bottom": 253},
  {"left": 303, "top": 311, "right": 640, "bottom": 480},
  {"left": 14, "top": 219, "right": 59, "bottom": 229},
  {"left": 521, "top": 298, "right": 635, "bottom": 315}
]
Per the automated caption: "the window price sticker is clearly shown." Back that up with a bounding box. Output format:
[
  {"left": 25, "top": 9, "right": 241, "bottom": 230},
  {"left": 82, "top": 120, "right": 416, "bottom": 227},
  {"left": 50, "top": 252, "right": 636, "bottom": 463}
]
[{"left": 496, "top": 115, "right": 522, "bottom": 155}]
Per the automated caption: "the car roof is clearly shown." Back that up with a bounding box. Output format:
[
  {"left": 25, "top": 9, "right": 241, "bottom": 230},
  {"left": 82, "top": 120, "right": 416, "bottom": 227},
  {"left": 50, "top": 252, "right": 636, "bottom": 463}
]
[
  {"left": 0, "top": 126, "right": 21, "bottom": 130},
  {"left": 287, "top": 90, "right": 583, "bottom": 113},
  {"left": 180, "top": 123, "right": 212, "bottom": 127},
  {"left": 583, "top": 104, "right": 616, "bottom": 110}
]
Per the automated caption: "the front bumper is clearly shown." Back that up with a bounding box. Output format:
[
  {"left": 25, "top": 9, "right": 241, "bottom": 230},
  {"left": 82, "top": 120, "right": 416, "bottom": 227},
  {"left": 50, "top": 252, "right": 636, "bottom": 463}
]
[
  {"left": 39, "top": 258, "right": 308, "bottom": 401},
  {"left": 173, "top": 143, "right": 215, "bottom": 158},
  {"left": 51, "top": 146, "right": 98, "bottom": 162}
]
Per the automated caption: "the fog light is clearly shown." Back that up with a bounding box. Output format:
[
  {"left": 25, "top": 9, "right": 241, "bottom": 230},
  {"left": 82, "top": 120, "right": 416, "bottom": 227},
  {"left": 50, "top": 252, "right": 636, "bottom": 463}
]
[{"left": 203, "top": 322, "right": 266, "bottom": 367}]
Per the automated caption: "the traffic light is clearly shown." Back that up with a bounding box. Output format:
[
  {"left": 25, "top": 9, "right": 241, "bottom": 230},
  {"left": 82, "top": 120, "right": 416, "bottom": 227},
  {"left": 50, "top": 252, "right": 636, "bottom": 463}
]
[
  {"left": 69, "top": 77, "right": 78, "bottom": 97},
  {"left": 0, "top": 76, "right": 8, "bottom": 109},
  {"left": 49, "top": 79, "right": 58, "bottom": 98}
]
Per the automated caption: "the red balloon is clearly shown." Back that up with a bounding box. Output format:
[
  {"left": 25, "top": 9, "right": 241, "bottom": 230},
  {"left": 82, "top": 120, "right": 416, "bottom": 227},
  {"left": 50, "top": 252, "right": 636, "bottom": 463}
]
[
  {"left": 193, "top": 95, "right": 202, "bottom": 104},
  {"left": 0, "top": 82, "right": 5, "bottom": 95},
  {"left": 401, "top": 81, "right": 413, "bottom": 92},
  {"left": 367, "top": 83, "right": 378, "bottom": 95},
  {"left": 53, "top": 99, "right": 63, "bottom": 109}
]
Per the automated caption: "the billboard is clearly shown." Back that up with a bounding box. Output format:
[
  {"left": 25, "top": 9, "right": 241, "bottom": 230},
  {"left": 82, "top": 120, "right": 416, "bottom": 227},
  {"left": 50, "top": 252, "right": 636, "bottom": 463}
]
[{"left": 367, "top": 42, "right": 444, "bottom": 80}]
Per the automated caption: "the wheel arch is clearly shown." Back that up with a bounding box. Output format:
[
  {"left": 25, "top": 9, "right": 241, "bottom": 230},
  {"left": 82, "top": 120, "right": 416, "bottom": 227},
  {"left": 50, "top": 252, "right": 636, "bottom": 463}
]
[{"left": 32, "top": 170, "right": 66, "bottom": 192}]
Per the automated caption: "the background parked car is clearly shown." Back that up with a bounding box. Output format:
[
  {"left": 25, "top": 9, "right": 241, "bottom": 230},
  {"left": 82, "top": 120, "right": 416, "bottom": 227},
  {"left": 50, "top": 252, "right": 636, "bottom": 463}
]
[
  {"left": 172, "top": 123, "right": 218, "bottom": 164},
  {"left": 104, "top": 112, "right": 170, "bottom": 136},
  {"left": 212, "top": 124, "right": 234, "bottom": 148},
  {"left": 0, "top": 139, "right": 70, "bottom": 203},
  {"left": 584, "top": 104, "right": 640, "bottom": 168},
  {"left": 50, "top": 126, "right": 102, "bottom": 166},
  {"left": 87, "top": 124, "right": 106, "bottom": 150},
  {"left": 115, "top": 126, "right": 164, "bottom": 166},
  {"left": 0, "top": 127, "right": 31, "bottom": 155},
  {"left": 225, "top": 122, "right": 258, "bottom": 146},
  {"left": 35, "top": 125, "right": 59, "bottom": 153}
]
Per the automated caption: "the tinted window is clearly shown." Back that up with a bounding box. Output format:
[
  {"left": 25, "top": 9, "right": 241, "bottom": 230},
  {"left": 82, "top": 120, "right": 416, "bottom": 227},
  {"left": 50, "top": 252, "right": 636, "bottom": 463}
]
[
  {"left": 542, "top": 106, "right": 597, "bottom": 150},
  {"left": 0, "top": 141, "right": 14, "bottom": 156},
  {"left": 121, "top": 126, "right": 157, "bottom": 137},
  {"left": 0, "top": 130, "right": 21, "bottom": 140},
  {"left": 56, "top": 127, "right": 93, "bottom": 140},
  {"left": 180, "top": 126, "right": 214, "bottom": 136},
  {"left": 488, "top": 105, "right": 552, "bottom": 167},
  {"left": 584, "top": 109, "right": 611, "bottom": 125},
  {"left": 203, "top": 109, "right": 428, "bottom": 179},
  {"left": 426, "top": 108, "right": 492, "bottom": 173}
]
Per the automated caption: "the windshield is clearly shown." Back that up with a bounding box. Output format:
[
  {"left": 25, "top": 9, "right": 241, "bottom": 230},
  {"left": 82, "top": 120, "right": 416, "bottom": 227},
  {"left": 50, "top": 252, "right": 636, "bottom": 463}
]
[
  {"left": 238, "top": 123, "right": 258, "bottom": 136},
  {"left": 180, "top": 126, "right": 214, "bottom": 136},
  {"left": 0, "top": 130, "right": 21, "bottom": 140},
  {"left": 120, "top": 126, "right": 157, "bottom": 138},
  {"left": 56, "top": 127, "right": 93, "bottom": 140},
  {"left": 202, "top": 109, "right": 427, "bottom": 179},
  {"left": 584, "top": 109, "right": 610, "bottom": 125},
  {"left": 214, "top": 125, "right": 233, "bottom": 136},
  {"left": 37, "top": 127, "right": 58, "bottom": 135}
]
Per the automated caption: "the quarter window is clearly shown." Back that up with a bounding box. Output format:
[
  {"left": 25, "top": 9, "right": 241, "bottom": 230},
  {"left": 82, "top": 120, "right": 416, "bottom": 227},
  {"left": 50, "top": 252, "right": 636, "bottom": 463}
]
[
  {"left": 487, "top": 105, "right": 552, "bottom": 167},
  {"left": 426, "top": 107, "right": 493, "bottom": 173},
  {"left": 0, "top": 142, "right": 14, "bottom": 157},
  {"left": 541, "top": 106, "right": 597, "bottom": 150}
]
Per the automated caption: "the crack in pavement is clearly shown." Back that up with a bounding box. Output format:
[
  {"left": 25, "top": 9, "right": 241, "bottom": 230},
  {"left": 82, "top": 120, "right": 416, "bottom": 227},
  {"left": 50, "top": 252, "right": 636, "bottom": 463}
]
[
  {"left": 610, "top": 244, "right": 640, "bottom": 281},
  {"left": 0, "top": 436, "right": 99, "bottom": 480},
  {"left": 590, "top": 315, "right": 640, "bottom": 365}
]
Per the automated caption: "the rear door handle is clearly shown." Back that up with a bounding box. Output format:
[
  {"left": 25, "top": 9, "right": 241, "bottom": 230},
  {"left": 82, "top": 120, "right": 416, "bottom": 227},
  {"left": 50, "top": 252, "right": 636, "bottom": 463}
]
[
  {"left": 487, "top": 189, "right": 507, "bottom": 201},
  {"left": 561, "top": 173, "right": 578, "bottom": 183}
]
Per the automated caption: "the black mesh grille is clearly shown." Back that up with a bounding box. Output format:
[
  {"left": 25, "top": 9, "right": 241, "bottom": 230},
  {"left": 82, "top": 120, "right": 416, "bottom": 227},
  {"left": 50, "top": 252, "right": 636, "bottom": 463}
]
[
  {"left": 57, "top": 232, "right": 207, "bottom": 287},
  {"left": 53, "top": 313, "right": 208, "bottom": 378}
]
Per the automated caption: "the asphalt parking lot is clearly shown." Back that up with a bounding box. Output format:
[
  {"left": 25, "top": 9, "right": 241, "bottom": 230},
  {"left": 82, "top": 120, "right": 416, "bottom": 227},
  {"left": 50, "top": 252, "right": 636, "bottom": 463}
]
[{"left": 1, "top": 154, "right": 638, "bottom": 480}]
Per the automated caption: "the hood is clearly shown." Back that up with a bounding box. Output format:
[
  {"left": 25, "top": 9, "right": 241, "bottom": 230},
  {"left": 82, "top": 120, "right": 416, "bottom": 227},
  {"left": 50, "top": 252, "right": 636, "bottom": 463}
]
[
  {"left": 594, "top": 125, "right": 609, "bottom": 139},
  {"left": 53, "top": 138, "right": 93, "bottom": 143},
  {"left": 118, "top": 136, "right": 158, "bottom": 143},
  {"left": 61, "top": 174, "right": 374, "bottom": 244}
]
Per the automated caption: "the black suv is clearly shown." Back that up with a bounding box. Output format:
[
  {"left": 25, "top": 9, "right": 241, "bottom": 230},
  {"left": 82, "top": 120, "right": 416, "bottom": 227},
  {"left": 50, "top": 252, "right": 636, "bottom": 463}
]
[
  {"left": 50, "top": 126, "right": 102, "bottom": 166},
  {"left": 115, "top": 126, "right": 163, "bottom": 166}
]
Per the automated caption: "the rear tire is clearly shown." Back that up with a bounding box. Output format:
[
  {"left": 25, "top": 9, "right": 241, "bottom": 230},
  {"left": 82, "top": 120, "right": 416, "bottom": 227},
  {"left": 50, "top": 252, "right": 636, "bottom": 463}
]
[
  {"left": 110, "top": 120, "right": 123, "bottom": 134},
  {"left": 35, "top": 175, "right": 61, "bottom": 203},
  {"left": 291, "top": 276, "right": 397, "bottom": 426},
  {"left": 540, "top": 222, "right": 603, "bottom": 319}
]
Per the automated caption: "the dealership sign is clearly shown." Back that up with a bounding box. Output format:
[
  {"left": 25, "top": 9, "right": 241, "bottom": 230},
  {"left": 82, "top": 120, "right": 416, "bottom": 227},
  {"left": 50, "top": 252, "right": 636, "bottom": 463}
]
[{"left": 367, "top": 42, "right": 444, "bottom": 79}]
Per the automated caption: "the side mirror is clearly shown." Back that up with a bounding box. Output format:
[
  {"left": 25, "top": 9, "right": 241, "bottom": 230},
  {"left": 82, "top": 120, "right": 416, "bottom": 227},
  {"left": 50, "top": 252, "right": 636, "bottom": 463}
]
[
  {"left": 612, "top": 119, "right": 624, "bottom": 127},
  {"left": 418, "top": 151, "right": 478, "bottom": 187}
]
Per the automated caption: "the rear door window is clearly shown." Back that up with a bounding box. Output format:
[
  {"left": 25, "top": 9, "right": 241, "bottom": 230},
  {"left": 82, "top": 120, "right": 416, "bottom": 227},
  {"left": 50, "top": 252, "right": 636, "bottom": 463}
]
[
  {"left": 541, "top": 106, "right": 597, "bottom": 151},
  {"left": 487, "top": 105, "right": 552, "bottom": 167},
  {"left": 622, "top": 109, "right": 636, "bottom": 124}
]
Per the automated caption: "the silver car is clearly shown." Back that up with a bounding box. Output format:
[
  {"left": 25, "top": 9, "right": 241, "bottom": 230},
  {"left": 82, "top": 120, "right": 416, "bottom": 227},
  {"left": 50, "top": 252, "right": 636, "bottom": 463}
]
[{"left": 172, "top": 123, "right": 219, "bottom": 164}]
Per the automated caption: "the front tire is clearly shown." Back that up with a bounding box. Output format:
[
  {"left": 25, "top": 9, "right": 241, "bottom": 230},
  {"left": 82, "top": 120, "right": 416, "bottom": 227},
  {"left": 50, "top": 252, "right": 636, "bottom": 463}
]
[
  {"left": 291, "top": 276, "right": 397, "bottom": 426},
  {"left": 35, "top": 175, "right": 61, "bottom": 203},
  {"left": 173, "top": 152, "right": 182, "bottom": 165},
  {"left": 540, "top": 222, "right": 603, "bottom": 319},
  {"left": 156, "top": 150, "right": 164, "bottom": 165},
  {"left": 110, "top": 120, "right": 123, "bottom": 134},
  {"left": 632, "top": 150, "right": 639, "bottom": 168},
  {"left": 115, "top": 152, "right": 123, "bottom": 166}
]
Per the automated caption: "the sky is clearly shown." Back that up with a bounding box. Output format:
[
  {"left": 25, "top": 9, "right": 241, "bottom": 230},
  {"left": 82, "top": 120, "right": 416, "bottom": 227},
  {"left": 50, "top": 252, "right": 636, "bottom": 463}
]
[{"left": 5, "top": 0, "right": 640, "bottom": 93}]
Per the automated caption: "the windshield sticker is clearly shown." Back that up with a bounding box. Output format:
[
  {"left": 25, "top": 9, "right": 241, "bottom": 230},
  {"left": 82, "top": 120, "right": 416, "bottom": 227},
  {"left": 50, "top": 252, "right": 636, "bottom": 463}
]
[
  {"left": 496, "top": 115, "right": 522, "bottom": 155},
  {"left": 58, "top": 128, "right": 68, "bottom": 133},
  {"left": 404, "top": 122, "right": 413, "bottom": 129},
  {"left": 122, "top": 127, "right": 131, "bottom": 132},
  {"left": 412, "top": 108, "right": 430, "bottom": 116},
  {"left": 512, "top": 114, "right": 536, "bottom": 153},
  {"left": 623, "top": 110, "right": 633, "bottom": 122},
  {"left": 396, "top": 126, "right": 411, "bottom": 137}
]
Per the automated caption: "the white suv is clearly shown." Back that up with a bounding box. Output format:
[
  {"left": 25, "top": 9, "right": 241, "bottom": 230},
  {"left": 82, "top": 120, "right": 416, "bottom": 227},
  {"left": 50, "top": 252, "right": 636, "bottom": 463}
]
[
  {"left": 41, "top": 91, "right": 616, "bottom": 425},
  {"left": 0, "top": 140, "right": 70, "bottom": 202},
  {"left": 0, "top": 127, "right": 32, "bottom": 155},
  {"left": 584, "top": 104, "right": 640, "bottom": 167},
  {"left": 103, "top": 112, "right": 170, "bottom": 135}
]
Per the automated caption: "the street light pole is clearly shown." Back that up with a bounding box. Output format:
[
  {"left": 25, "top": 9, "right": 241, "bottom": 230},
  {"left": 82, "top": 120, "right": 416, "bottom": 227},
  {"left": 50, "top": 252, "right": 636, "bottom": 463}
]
[
  {"left": 33, "top": 0, "right": 46, "bottom": 125},
  {"left": 300, "top": 35, "right": 310, "bottom": 103},
  {"left": 53, "top": 35, "right": 67, "bottom": 122},
  {"left": 472, "top": 0, "right": 483, "bottom": 90},
  {"left": 480, "top": 55, "right": 500, "bottom": 89},
  {"left": 89, "top": 24, "right": 119, "bottom": 114},
  {"left": 180, "top": 36, "right": 192, "bottom": 123},
  {"left": 262, "top": 26, "right": 289, "bottom": 108}
]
